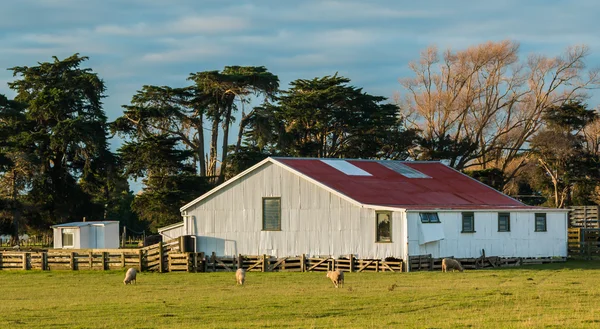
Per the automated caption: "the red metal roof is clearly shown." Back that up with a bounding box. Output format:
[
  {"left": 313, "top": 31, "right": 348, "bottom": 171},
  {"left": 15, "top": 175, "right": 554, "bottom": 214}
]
[{"left": 274, "top": 158, "right": 532, "bottom": 210}]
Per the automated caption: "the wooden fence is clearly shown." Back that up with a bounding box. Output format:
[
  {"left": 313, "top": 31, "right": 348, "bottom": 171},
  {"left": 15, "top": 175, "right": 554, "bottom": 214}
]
[
  {"left": 0, "top": 249, "right": 144, "bottom": 271},
  {"left": 165, "top": 252, "right": 404, "bottom": 273},
  {"left": 569, "top": 206, "right": 600, "bottom": 228},
  {"left": 0, "top": 238, "right": 181, "bottom": 271},
  {"left": 0, "top": 236, "right": 571, "bottom": 272},
  {"left": 568, "top": 227, "right": 600, "bottom": 259},
  {"left": 408, "top": 253, "right": 566, "bottom": 272}
]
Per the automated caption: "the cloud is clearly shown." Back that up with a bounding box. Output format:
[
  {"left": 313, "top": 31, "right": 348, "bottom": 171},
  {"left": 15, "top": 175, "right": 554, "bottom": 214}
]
[
  {"left": 95, "top": 15, "right": 249, "bottom": 37},
  {"left": 167, "top": 16, "right": 249, "bottom": 34},
  {"left": 140, "top": 41, "right": 228, "bottom": 63}
]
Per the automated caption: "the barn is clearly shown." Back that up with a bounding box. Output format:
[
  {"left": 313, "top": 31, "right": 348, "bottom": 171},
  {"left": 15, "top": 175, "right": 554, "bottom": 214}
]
[
  {"left": 161, "top": 157, "right": 568, "bottom": 264},
  {"left": 51, "top": 221, "right": 120, "bottom": 249}
]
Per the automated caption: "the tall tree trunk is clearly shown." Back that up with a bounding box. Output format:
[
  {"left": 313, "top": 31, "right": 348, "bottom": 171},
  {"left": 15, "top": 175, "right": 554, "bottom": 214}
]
[
  {"left": 219, "top": 103, "right": 233, "bottom": 183},
  {"left": 11, "top": 169, "right": 20, "bottom": 246},
  {"left": 196, "top": 114, "right": 206, "bottom": 176},
  {"left": 235, "top": 112, "right": 249, "bottom": 154},
  {"left": 208, "top": 114, "right": 220, "bottom": 177}
]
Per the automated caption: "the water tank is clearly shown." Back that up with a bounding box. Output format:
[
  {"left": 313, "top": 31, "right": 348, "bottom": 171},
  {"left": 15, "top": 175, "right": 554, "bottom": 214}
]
[{"left": 180, "top": 235, "right": 195, "bottom": 252}]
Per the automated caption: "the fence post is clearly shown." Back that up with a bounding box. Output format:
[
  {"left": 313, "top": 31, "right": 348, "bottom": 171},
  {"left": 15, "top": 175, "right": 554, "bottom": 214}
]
[
  {"left": 192, "top": 252, "right": 198, "bottom": 273},
  {"left": 138, "top": 249, "right": 144, "bottom": 272},
  {"left": 199, "top": 252, "right": 205, "bottom": 272},
  {"left": 0, "top": 252, "right": 3, "bottom": 270},
  {"left": 158, "top": 241, "right": 164, "bottom": 273},
  {"left": 22, "top": 252, "right": 28, "bottom": 270},
  {"left": 349, "top": 254, "right": 354, "bottom": 272},
  {"left": 237, "top": 254, "right": 243, "bottom": 270},
  {"left": 102, "top": 252, "right": 107, "bottom": 270},
  {"left": 70, "top": 252, "right": 75, "bottom": 270},
  {"left": 89, "top": 251, "right": 93, "bottom": 269},
  {"left": 262, "top": 254, "right": 268, "bottom": 272},
  {"left": 210, "top": 252, "right": 216, "bottom": 272},
  {"left": 42, "top": 252, "right": 47, "bottom": 271},
  {"left": 301, "top": 254, "right": 306, "bottom": 272},
  {"left": 121, "top": 253, "right": 126, "bottom": 268}
]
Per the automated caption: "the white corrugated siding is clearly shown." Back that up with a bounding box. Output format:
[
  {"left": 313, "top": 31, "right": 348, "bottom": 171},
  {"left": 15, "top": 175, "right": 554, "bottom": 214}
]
[
  {"left": 186, "top": 162, "right": 407, "bottom": 259},
  {"left": 160, "top": 225, "right": 185, "bottom": 241},
  {"left": 407, "top": 211, "right": 567, "bottom": 258}
]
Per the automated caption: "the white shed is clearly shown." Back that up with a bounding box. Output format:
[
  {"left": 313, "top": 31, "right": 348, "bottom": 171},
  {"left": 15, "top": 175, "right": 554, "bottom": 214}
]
[
  {"left": 51, "top": 221, "right": 120, "bottom": 249},
  {"left": 161, "top": 157, "right": 568, "bottom": 263}
]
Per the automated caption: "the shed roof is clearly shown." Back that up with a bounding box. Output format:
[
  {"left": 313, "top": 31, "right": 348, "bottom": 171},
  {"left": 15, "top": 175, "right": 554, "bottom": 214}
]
[
  {"left": 51, "top": 221, "right": 119, "bottom": 228},
  {"left": 181, "top": 157, "right": 559, "bottom": 212}
]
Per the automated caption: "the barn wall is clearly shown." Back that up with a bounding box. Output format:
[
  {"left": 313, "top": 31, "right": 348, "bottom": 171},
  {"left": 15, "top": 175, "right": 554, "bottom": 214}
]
[
  {"left": 159, "top": 224, "right": 185, "bottom": 241},
  {"left": 78, "top": 226, "right": 89, "bottom": 249},
  {"left": 185, "top": 162, "right": 407, "bottom": 259},
  {"left": 52, "top": 228, "right": 62, "bottom": 249},
  {"left": 104, "top": 223, "right": 120, "bottom": 249},
  {"left": 407, "top": 211, "right": 568, "bottom": 258}
]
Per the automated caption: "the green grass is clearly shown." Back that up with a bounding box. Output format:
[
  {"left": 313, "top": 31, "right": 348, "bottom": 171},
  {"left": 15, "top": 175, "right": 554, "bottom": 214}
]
[{"left": 2, "top": 261, "right": 600, "bottom": 328}]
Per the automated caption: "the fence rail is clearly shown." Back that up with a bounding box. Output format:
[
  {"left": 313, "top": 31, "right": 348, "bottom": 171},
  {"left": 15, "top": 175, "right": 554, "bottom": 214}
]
[
  {"left": 0, "top": 237, "right": 570, "bottom": 273},
  {"left": 408, "top": 254, "right": 566, "bottom": 271},
  {"left": 569, "top": 206, "right": 600, "bottom": 228}
]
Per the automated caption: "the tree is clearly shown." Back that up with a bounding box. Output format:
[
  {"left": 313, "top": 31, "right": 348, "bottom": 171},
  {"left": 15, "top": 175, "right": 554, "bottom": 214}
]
[
  {"left": 6, "top": 54, "right": 122, "bottom": 229},
  {"left": 112, "top": 85, "right": 210, "bottom": 176},
  {"left": 0, "top": 93, "right": 30, "bottom": 241},
  {"left": 399, "top": 41, "right": 600, "bottom": 190},
  {"left": 530, "top": 102, "right": 599, "bottom": 207},
  {"left": 249, "top": 74, "right": 418, "bottom": 159},
  {"left": 189, "top": 66, "right": 279, "bottom": 181},
  {"left": 117, "top": 134, "right": 213, "bottom": 230}
]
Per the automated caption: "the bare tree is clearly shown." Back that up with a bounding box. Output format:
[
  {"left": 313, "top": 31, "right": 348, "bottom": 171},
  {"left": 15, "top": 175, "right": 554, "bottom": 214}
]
[{"left": 399, "top": 41, "right": 600, "bottom": 190}]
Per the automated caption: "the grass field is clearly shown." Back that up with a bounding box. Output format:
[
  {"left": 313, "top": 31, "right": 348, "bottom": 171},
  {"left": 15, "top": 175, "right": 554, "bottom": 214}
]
[{"left": 2, "top": 261, "right": 600, "bottom": 328}]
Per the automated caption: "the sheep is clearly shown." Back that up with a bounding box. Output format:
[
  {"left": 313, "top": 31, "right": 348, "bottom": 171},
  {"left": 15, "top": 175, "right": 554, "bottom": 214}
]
[
  {"left": 441, "top": 258, "right": 464, "bottom": 272},
  {"left": 326, "top": 270, "right": 344, "bottom": 288},
  {"left": 123, "top": 268, "right": 137, "bottom": 285},
  {"left": 235, "top": 268, "right": 246, "bottom": 285}
]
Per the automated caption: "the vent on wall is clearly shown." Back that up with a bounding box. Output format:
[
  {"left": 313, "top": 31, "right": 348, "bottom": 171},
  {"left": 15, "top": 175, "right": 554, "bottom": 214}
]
[
  {"left": 320, "top": 159, "right": 372, "bottom": 176},
  {"left": 379, "top": 161, "right": 430, "bottom": 178}
]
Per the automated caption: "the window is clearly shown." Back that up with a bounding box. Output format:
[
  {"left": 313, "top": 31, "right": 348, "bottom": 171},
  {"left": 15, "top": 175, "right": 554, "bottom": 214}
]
[
  {"left": 379, "top": 161, "right": 430, "bottom": 178},
  {"left": 462, "top": 212, "right": 475, "bottom": 233},
  {"left": 498, "top": 213, "right": 510, "bottom": 232},
  {"left": 376, "top": 212, "right": 392, "bottom": 242},
  {"left": 419, "top": 212, "right": 440, "bottom": 223},
  {"left": 535, "top": 213, "right": 547, "bottom": 232},
  {"left": 262, "top": 197, "right": 281, "bottom": 231},
  {"left": 62, "top": 231, "right": 74, "bottom": 247}
]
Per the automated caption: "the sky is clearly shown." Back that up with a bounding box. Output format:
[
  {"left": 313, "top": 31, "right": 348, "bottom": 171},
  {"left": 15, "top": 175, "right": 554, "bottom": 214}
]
[{"left": 1, "top": 0, "right": 599, "bottom": 149}]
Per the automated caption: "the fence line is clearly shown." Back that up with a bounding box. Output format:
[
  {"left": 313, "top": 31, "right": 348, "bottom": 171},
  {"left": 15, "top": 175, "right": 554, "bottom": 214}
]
[
  {"left": 408, "top": 254, "right": 566, "bottom": 271},
  {"left": 0, "top": 237, "right": 568, "bottom": 273}
]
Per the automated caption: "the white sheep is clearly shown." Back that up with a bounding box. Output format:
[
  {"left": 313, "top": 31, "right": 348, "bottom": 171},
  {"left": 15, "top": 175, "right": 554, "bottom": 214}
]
[
  {"left": 236, "top": 268, "right": 246, "bottom": 285},
  {"left": 326, "top": 270, "right": 344, "bottom": 288},
  {"left": 441, "top": 258, "right": 464, "bottom": 272},
  {"left": 123, "top": 268, "right": 137, "bottom": 285}
]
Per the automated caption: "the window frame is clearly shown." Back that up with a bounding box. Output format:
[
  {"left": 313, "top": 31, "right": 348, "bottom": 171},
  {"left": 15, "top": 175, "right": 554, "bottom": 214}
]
[
  {"left": 498, "top": 212, "right": 511, "bottom": 232},
  {"left": 461, "top": 212, "right": 475, "bottom": 233},
  {"left": 62, "top": 230, "right": 74, "bottom": 247},
  {"left": 375, "top": 211, "right": 392, "bottom": 243},
  {"left": 535, "top": 213, "right": 547, "bottom": 232},
  {"left": 262, "top": 197, "right": 282, "bottom": 231},
  {"left": 419, "top": 212, "right": 440, "bottom": 223}
]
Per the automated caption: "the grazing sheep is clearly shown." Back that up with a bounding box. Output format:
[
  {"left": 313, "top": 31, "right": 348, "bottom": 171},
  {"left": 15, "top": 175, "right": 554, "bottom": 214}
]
[
  {"left": 442, "top": 258, "right": 464, "bottom": 272},
  {"left": 236, "top": 268, "right": 246, "bottom": 285},
  {"left": 123, "top": 268, "right": 137, "bottom": 285},
  {"left": 326, "top": 270, "right": 344, "bottom": 288}
]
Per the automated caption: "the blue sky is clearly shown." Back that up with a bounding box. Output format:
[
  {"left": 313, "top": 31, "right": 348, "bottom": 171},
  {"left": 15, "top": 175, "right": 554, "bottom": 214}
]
[{"left": 1, "top": 0, "right": 599, "bottom": 146}]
